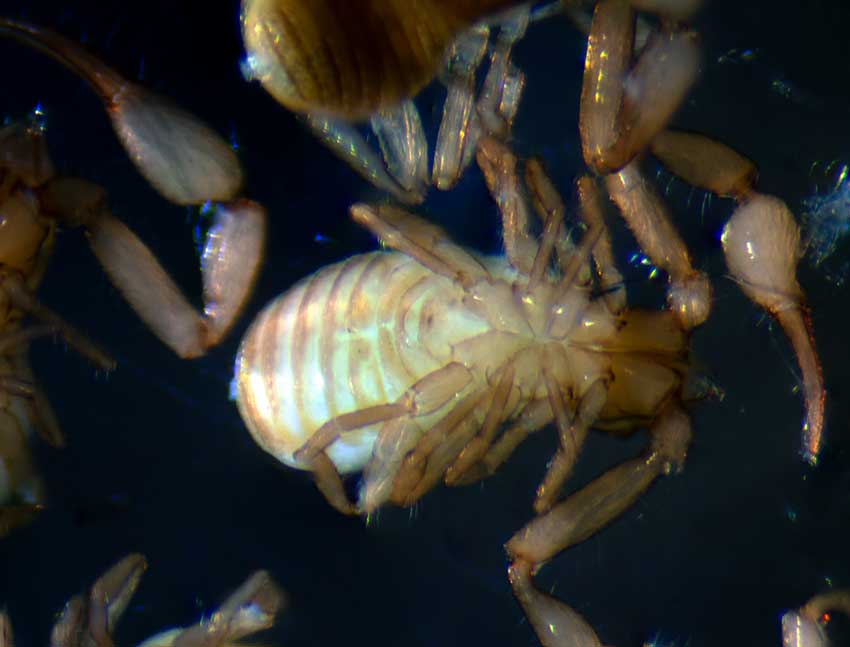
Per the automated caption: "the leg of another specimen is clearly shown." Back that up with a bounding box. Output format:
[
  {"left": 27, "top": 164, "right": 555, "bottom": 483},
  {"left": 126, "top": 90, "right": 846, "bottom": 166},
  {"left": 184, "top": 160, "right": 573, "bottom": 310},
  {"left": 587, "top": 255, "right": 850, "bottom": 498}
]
[
  {"left": 369, "top": 100, "right": 429, "bottom": 200},
  {"left": 51, "top": 554, "right": 147, "bottom": 647},
  {"left": 433, "top": 25, "right": 489, "bottom": 190},
  {"left": 84, "top": 199, "right": 266, "bottom": 358},
  {"left": 0, "top": 407, "right": 45, "bottom": 538},
  {"left": 150, "top": 570, "right": 285, "bottom": 646},
  {"left": 302, "top": 113, "right": 422, "bottom": 205}
]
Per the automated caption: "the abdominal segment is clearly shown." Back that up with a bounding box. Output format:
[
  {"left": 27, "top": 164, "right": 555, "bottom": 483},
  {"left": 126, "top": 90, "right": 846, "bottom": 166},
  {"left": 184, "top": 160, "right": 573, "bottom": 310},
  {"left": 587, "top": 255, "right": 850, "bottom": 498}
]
[{"left": 235, "top": 252, "right": 456, "bottom": 473}]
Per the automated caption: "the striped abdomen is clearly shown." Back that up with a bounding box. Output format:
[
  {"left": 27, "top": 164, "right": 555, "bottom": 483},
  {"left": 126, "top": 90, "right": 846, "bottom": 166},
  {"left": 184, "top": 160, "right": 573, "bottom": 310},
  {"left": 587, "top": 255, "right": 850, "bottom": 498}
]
[
  {"left": 235, "top": 251, "right": 491, "bottom": 473},
  {"left": 241, "top": 0, "right": 524, "bottom": 119}
]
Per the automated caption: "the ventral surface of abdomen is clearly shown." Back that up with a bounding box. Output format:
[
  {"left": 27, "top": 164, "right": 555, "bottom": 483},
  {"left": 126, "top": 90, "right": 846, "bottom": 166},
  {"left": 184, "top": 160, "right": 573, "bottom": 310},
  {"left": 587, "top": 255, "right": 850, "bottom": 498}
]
[{"left": 234, "top": 251, "right": 488, "bottom": 473}]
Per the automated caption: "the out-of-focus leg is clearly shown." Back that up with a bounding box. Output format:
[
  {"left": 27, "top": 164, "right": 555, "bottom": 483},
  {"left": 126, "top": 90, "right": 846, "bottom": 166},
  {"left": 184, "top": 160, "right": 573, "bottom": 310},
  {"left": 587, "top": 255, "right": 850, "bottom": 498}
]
[
  {"left": 350, "top": 203, "right": 489, "bottom": 287},
  {"left": 453, "top": 397, "right": 553, "bottom": 485},
  {"left": 303, "top": 114, "right": 422, "bottom": 204},
  {"left": 0, "top": 610, "right": 13, "bottom": 647},
  {"left": 477, "top": 7, "right": 529, "bottom": 138},
  {"left": 370, "top": 100, "right": 429, "bottom": 200},
  {"left": 433, "top": 26, "right": 489, "bottom": 191},
  {"left": 782, "top": 590, "right": 850, "bottom": 647},
  {"left": 3, "top": 273, "right": 115, "bottom": 370},
  {"left": 8, "top": 350, "right": 64, "bottom": 448},
  {"left": 0, "top": 407, "right": 45, "bottom": 538}
]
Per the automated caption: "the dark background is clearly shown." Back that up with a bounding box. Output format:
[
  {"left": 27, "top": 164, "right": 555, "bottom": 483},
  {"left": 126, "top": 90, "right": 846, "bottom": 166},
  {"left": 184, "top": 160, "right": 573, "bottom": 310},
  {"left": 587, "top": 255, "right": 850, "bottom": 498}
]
[{"left": 2, "top": 1, "right": 849, "bottom": 646}]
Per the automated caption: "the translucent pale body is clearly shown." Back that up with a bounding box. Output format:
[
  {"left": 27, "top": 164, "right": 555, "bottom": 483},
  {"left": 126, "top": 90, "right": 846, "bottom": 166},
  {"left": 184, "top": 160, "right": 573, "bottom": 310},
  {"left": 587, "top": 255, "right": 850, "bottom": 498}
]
[{"left": 235, "top": 251, "right": 620, "bottom": 475}]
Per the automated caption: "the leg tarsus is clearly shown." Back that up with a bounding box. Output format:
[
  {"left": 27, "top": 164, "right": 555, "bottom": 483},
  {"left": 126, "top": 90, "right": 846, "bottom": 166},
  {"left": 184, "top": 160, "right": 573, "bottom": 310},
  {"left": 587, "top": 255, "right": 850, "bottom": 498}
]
[
  {"left": 390, "top": 388, "right": 485, "bottom": 506},
  {"left": 295, "top": 362, "right": 472, "bottom": 464},
  {"left": 350, "top": 203, "right": 488, "bottom": 287},
  {"left": 358, "top": 418, "right": 422, "bottom": 514},
  {"left": 476, "top": 136, "right": 537, "bottom": 275},
  {"left": 534, "top": 377, "right": 607, "bottom": 515},
  {"left": 452, "top": 397, "right": 553, "bottom": 486},
  {"left": 3, "top": 273, "right": 115, "bottom": 370},
  {"left": 524, "top": 158, "right": 567, "bottom": 293},
  {"left": 577, "top": 175, "right": 625, "bottom": 314},
  {"left": 310, "top": 452, "right": 357, "bottom": 516},
  {"left": 445, "top": 363, "right": 516, "bottom": 485}
]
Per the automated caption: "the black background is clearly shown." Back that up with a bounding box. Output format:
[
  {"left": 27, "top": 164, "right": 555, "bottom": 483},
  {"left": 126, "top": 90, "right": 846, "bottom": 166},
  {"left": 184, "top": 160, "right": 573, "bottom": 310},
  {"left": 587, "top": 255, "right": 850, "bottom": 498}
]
[{"left": 1, "top": 1, "right": 850, "bottom": 646}]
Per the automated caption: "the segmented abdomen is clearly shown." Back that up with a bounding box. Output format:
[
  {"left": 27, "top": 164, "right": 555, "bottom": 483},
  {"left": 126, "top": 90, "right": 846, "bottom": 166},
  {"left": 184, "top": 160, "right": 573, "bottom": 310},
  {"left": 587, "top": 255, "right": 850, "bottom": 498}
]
[{"left": 235, "top": 251, "right": 485, "bottom": 473}]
